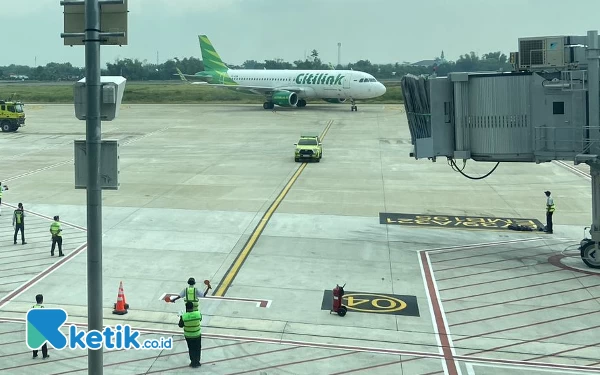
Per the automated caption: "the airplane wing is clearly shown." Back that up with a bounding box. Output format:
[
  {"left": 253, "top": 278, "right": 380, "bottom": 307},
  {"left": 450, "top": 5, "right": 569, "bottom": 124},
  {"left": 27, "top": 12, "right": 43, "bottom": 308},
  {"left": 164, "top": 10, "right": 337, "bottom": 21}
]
[{"left": 199, "top": 83, "right": 306, "bottom": 95}]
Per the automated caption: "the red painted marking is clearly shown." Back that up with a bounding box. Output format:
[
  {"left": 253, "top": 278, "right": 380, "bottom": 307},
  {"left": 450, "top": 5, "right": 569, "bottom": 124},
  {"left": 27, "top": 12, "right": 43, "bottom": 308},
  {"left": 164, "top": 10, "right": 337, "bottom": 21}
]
[
  {"left": 0, "top": 242, "right": 87, "bottom": 308},
  {"left": 450, "top": 297, "right": 599, "bottom": 327},
  {"left": 226, "top": 351, "right": 356, "bottom": 375},
  {"left": 329, "top": 358, "right": 418, "bottom": 375},
  {"left": 45, "top": 341, "right": 241, "bottom": 375},
  {"left": 466, "top": 324, "right": 600, "bottom": 357},
  {"left": 143, "top": 347, "right": 300, "bottom": 374},
  {"left": 419, "top": 251, "right": 458, "bottom": 375},
  {"left": 438, "top": 268, "right": 564, "bottom": 292},
  {"left": 454, "top": 309, "right": 600, "bottom": 343},
  {"left": 446, "top": 281, "right": 600, "bottom": 314},
  {"left": 436, "top": 250, "right": 557, "bottom": 272},
  {"left": 443, "top": 273, "right": 595, "bottom": 303},
  {"left": 527, "top": 340, "right": 600, "bottom": 362},
  {"left": 431, "top": 242, "right": 543, "bottom": 264},
  {"left": 259, "top": 300, "right": 268, "bottom": 308},
  {"left": 548, "top": 254, "right": 600, "bottom": 277},
  {"left": 426, "top": 238, "right": 545, "bottom": 256}
]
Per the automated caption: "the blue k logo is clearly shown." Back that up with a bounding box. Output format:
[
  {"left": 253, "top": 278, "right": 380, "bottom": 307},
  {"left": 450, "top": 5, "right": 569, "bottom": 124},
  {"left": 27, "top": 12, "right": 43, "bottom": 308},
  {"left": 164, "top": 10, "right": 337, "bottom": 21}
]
[{"left": 26, "top": 308, "right": 68, "bottom": 350}]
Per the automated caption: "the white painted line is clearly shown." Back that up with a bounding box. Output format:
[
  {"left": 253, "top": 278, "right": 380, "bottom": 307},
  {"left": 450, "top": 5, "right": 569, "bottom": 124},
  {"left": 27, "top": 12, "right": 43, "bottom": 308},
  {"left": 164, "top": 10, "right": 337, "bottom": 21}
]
[
  {"left": 417, "top": 251, "right": 450, "bottom": 375},
  {"left": 466, "top": 363, "right": 476, "bottom": 375},
  {"left": 0, "top": 316, "right": 445, "bottom": 359},
  {"left": 465, "top": 361, "right": 599, "bottom": 374},
  {"left": 425, "top": 251, "right": 463, "bottom": 375}
]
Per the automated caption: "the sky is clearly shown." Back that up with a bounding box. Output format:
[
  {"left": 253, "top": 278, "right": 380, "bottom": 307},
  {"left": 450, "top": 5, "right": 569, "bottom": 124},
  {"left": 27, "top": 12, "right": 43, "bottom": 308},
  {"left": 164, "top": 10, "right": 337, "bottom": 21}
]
[{"left": 2, "top": 0, "right": 600, "bottom": 68}]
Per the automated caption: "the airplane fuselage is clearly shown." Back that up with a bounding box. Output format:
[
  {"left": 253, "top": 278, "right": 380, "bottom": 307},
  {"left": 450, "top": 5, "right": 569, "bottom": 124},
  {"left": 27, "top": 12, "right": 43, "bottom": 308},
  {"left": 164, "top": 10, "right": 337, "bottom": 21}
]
[{"left": 201, "top": 69, "right": 387, "bottom": 100}]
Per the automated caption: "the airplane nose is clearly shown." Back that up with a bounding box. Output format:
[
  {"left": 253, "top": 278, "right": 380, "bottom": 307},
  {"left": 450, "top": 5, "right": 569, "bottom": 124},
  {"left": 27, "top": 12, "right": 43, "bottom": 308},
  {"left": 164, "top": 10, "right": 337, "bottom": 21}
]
[{"left": 378, "top": 83, "right": 386, "bottom": 95}]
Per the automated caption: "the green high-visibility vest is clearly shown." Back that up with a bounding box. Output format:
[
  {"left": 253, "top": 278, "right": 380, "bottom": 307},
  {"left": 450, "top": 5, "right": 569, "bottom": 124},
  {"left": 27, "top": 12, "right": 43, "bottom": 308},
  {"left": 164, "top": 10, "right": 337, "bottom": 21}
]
[
  {"left": 185, "top": 287, "right": 199, "bottom": 311},
  {"left": 14, "top": 210, "right": 23, "bottom": 224},
  {"left": 50, "top": 222, "right": 62, "bottom": 236},
  {"left": 182, "top": 310, "right": 202, "bottom": 338},
  {"left": 31, "top": 304, "right": 44, "bottom": 308}
]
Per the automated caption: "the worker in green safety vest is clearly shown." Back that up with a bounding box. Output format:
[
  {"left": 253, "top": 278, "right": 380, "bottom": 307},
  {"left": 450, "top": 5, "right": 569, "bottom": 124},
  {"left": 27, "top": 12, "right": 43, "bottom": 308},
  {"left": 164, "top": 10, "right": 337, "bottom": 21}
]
[
  {"left": 178, "top": 301, "right": 202, "bottom": 368},
  {"left": 12, "top": 202, "right": 26, "bottom": 245},
  {"left": 171, "top": 277, "right": 207, "bottom": 311},
  {"left": 31, "top": 294, "right": 50, "bottom": 359},
  {"left": 50, "top": 215, "right": 64, "bottom": 257}
]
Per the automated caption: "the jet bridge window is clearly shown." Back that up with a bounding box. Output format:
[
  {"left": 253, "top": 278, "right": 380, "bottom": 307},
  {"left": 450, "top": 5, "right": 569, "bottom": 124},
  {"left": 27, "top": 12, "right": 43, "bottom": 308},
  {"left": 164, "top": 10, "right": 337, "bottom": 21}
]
[{"left": 553, "top": 101, "right": 565, "bottom": 115}]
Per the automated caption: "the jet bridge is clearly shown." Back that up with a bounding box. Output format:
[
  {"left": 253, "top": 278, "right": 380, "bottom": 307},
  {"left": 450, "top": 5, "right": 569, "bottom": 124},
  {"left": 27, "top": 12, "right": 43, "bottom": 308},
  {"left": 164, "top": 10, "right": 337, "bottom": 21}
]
[{"left": 401, "top": 30, "right": 600, "bottom": 269}]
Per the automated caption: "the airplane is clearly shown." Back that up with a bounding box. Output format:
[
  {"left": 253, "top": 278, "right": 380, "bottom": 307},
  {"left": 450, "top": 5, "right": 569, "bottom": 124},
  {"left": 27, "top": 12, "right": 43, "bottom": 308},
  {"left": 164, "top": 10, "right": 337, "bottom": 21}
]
[{"left": 175, "top": 35, "right": 387, "bottom": 111}]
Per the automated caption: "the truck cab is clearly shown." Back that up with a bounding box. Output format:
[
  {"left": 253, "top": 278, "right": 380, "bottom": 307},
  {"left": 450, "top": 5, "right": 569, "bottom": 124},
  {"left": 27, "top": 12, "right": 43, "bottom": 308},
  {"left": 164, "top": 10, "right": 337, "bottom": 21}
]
[
  {"left": 294, "top": 134, "right": 323, "bottom": 162},
  {"left": 0, "top": 100, "right": 25, "bottom": 132}
]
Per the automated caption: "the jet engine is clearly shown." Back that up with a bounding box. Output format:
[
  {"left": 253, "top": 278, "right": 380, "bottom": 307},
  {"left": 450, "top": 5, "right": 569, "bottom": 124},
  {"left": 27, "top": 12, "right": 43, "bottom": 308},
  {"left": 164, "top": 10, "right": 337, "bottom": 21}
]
[{"left": 272, "top": 91, "right": 298, "bottom": 107}]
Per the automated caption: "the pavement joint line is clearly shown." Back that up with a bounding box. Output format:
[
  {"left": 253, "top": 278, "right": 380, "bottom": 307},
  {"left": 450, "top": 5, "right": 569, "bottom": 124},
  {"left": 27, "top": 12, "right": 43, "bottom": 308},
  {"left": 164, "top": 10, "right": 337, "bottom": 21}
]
[
  {"left": 0, "top": 242, "right": 87, "bottom": 310},
  {"left": 213, "top": 119, "right": 334, "bottom": 297},
  {"left": 1, "top": 126, "right": 171, "bottom": 184},
  {"left": 0, "top": 316, "right": 447, "bottom": 360}
]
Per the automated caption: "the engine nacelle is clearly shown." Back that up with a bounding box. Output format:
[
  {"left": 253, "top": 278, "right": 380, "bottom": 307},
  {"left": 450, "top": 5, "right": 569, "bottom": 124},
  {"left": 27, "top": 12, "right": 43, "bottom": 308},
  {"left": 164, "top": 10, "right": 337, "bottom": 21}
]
[
  {"left": 322, "top": 98, "right": 346, "bottom": 104},
  {"left": 272, "top": 90, "right": 298, "bottom": 107}
]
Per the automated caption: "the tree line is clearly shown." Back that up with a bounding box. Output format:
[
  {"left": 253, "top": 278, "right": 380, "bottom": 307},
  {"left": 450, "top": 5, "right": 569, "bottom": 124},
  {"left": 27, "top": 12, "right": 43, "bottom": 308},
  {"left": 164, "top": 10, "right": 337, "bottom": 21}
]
[{"left": 0, "top": 50, "right": 513, "bottom": 82}]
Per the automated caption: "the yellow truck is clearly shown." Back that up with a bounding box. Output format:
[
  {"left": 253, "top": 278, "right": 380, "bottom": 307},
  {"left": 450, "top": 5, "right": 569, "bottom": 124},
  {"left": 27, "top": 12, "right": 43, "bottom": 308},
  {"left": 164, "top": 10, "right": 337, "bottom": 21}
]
[{"left": 0, "top": 99, "right": 25, "bottom": 132}]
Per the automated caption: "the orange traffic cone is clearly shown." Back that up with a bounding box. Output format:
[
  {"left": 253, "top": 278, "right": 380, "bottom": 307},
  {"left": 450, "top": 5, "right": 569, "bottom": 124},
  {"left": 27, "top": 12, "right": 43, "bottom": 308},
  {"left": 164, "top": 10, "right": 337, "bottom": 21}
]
[{"left": 112, "top": 281, "right": 128, "bottom": 315}]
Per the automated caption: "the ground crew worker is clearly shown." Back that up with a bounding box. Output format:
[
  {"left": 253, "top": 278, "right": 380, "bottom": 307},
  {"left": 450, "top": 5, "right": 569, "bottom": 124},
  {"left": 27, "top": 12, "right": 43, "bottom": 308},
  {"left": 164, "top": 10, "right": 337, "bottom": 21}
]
[
  {"left": 0, "top": 182, "right": 7, "bottom": 216},
  {"left": 178, "top": 301, "right": 202, "bottom": 368},
  {"left": 545, "top": 190, "right": 555, "bottom": 234},
  {"left": 171, "top": 277, "right": 207, "bottom": 311},
  {"left": 50, "top": 216, "right": 63, "bottom": 257},
  {"left": 13, "top": 203, "right": 26, "bottom": 245},
  {"left": 31, "top": 294, "right": 50, "bottom": 359}
]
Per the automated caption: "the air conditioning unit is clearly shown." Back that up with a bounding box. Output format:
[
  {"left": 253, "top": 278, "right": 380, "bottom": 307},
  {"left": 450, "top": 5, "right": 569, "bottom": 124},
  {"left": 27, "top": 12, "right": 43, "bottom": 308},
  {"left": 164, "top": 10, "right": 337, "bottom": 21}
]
[{"left": 518, "top": 36, "right": 565, "bottom": 70}]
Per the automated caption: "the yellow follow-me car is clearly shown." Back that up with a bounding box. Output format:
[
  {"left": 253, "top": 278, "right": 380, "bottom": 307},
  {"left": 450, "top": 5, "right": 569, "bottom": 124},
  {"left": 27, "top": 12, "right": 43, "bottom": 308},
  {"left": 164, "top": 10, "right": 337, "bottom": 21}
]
[{"left": 294, "top": 134, "right": 322, "bottom": 162}]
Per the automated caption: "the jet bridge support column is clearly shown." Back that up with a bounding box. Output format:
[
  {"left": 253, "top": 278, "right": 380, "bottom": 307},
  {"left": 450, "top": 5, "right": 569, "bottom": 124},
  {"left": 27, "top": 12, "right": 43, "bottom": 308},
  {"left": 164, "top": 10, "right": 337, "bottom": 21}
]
[
  {"left": 450, "top": 73, "right": 471, "bottom": 160},
  {"left": 580, "top": 31, "right": 600, "bottom": 268},
  {"left": 580, "top": 163, "right": 600, "bottom": 268}
]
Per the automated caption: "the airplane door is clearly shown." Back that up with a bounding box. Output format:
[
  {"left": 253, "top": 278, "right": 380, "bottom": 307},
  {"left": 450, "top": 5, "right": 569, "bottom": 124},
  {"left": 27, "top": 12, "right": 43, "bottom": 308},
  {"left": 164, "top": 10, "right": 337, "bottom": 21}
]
[{"left": 343, "top": 73, "right": 351, "bottom": 89}]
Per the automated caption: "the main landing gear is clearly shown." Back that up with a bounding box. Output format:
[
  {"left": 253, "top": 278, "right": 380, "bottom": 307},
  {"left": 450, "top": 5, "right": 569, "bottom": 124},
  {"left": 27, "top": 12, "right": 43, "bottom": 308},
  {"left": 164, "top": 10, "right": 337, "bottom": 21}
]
[
  {"left": 350, "top": 99, "right": 357, "bottom": 112},
  {"left": 297, "top": 99, "right": 307, "bottom": 108},
  {"left": 263, "top": 101, "right": 274, "bottom": 110}
]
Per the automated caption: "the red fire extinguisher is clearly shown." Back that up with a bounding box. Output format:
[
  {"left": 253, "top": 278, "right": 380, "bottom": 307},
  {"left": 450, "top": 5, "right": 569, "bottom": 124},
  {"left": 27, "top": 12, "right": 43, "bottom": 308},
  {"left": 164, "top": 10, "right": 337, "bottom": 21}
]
[{"left": 330, "top": 283, "right": 347, "bottom": 317}]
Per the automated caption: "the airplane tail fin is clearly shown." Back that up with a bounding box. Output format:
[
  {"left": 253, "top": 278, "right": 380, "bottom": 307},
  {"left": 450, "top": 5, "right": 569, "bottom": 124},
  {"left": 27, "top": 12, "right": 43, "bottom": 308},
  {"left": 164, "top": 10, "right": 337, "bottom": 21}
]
[{"left": 198, "top": 35, "right": 229, "bottom": 72}]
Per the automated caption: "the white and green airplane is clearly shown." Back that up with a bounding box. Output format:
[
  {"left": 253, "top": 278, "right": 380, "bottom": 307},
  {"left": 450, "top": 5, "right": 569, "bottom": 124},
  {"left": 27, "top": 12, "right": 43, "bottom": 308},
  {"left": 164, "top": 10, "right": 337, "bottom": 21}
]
[{"left": 176, "top": 35, "right": 386, "bottom": 111}]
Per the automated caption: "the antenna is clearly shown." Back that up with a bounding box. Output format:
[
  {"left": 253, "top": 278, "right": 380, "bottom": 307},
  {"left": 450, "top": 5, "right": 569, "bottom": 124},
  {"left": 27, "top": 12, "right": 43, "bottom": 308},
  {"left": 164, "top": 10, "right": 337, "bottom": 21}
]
[{"left": 337, "top": 42, "right": 341, "bottom": 67}]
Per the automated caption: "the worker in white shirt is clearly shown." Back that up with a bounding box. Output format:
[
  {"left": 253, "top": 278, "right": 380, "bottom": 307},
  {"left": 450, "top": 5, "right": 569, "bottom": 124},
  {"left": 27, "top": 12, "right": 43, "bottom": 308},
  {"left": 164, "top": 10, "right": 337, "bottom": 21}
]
[
  {"left": 544, "top": 190, "right": 555, "bottom": 234},
  {"left": 0, "top": 182, "right": 7, "bottom": 216}
]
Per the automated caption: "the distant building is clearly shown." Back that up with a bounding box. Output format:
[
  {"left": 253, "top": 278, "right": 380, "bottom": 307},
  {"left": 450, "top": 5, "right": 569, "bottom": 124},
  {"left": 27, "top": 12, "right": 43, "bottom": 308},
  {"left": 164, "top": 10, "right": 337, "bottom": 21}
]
[{"left": 411, "top": 51, "right": 447, "bottom": 68}]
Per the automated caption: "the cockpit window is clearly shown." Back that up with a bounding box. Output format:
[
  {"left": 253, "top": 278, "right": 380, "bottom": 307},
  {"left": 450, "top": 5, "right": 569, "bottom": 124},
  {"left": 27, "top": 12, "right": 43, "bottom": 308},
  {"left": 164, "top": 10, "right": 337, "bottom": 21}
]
[{"left": 359, "top": 78, "right": 364, "bottom": 82}]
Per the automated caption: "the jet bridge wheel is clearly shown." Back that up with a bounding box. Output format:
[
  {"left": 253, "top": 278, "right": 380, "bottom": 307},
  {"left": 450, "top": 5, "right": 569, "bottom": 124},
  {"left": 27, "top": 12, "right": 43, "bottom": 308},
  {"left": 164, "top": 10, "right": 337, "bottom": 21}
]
[{"left": 581, "top": 240, "right": 600, "bottom": 269}]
